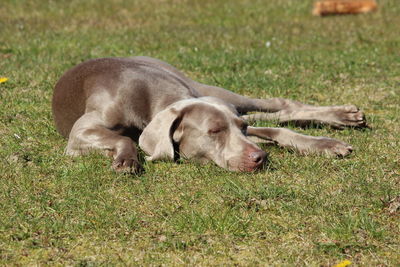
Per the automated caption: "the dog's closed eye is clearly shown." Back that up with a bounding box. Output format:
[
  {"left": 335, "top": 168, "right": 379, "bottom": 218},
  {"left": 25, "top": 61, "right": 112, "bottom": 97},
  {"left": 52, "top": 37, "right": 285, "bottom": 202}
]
[{"left": 208, "top": 127, "right": 226, "bottom": 134}]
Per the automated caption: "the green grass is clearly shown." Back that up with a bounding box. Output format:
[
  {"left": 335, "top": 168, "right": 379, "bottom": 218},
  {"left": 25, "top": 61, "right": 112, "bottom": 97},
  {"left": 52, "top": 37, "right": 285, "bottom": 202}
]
[{"left": 1, "top": 0, "right": 399, "bottom": 265}]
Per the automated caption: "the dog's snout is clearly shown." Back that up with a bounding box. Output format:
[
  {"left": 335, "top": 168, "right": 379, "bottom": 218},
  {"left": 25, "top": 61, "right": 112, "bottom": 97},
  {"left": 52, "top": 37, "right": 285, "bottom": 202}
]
[{"left": 249, "top": 150, "right": 267, "bottom": 165}]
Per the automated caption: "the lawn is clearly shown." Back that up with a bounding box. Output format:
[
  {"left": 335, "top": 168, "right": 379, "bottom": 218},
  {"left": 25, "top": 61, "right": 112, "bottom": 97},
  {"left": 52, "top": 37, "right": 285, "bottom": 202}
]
[{"left": 0, "top": 0, "right": 399, "bottom": 265}]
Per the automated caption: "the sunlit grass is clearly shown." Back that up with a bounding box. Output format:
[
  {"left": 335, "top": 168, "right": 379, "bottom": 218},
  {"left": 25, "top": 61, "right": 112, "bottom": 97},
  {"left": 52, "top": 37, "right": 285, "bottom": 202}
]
[{"left": 0, "top": 0, "right": 399, "bottom": 265}]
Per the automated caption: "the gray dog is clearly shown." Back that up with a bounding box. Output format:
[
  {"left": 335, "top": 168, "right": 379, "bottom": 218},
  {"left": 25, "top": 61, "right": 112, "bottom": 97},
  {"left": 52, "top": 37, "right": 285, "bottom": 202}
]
[{"left": 52, "top": 56, "right": 367, "bottom": 173}]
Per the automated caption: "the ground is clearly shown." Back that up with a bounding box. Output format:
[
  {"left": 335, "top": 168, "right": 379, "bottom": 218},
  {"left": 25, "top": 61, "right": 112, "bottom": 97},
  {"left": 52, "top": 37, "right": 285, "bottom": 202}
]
[{"left": 0, "top": 0, "right": 399, "bottom": 265}]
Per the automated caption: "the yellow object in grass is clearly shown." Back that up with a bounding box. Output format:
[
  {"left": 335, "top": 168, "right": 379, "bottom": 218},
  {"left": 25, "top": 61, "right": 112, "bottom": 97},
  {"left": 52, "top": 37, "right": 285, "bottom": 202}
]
[
  {"left": 0, "top": 77, "right": 8, "bottom": 83},
  {"left": 333, "top": 260, "right": 352, "bottom": 267}
]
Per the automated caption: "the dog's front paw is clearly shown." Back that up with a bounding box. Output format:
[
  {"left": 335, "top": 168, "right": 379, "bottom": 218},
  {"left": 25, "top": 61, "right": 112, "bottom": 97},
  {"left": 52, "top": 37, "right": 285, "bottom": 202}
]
[
  {"left": 313, "top": 137, "right": 353, "bottom": 157},
  {"left": 330, "top": 105, "right": 367, "bottom": 129},
  {"left": 112, "top": 155, "right": 143, "bottom": 174}
]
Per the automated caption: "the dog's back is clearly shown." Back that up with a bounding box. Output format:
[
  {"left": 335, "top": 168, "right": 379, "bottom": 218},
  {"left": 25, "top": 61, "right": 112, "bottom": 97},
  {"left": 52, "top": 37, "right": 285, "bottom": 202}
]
[{"left": 52, "top": 57, "right": 198, "bottom": 137}]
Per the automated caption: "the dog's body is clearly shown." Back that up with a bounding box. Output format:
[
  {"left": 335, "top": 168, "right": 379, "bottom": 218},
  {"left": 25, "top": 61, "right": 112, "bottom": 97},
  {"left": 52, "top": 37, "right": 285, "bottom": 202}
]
[{"left": 53, "top": 56, "right": 366, "bottom": 172}]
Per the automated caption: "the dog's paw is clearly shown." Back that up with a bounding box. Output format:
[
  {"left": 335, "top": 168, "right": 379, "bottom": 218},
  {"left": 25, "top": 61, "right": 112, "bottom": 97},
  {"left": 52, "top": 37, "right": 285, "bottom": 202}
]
[
  {"left": 112, "top": 155, "right": 143, "bottom": 174},
  {"left": 311, "top": 137, "right": 353, "bottom": 157},
  {"left": 330, "top": 105, "right": 367, "bottom": 129}
]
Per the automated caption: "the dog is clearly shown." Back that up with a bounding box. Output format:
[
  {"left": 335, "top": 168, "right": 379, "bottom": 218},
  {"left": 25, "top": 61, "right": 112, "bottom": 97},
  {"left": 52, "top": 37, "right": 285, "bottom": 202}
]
[{"left": 52, "top": 56, "right": 367, "bottom": 173}]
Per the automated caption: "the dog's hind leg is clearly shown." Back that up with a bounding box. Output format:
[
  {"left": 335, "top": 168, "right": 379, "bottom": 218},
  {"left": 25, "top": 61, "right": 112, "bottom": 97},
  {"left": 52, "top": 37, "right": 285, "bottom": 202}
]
[
  {"left": 193, "top": 82, "right": 309, "bottom": 113},
  {"left": 66, "top": 112, "right": 143, "bottom": 174},
  {"left": 242, "top": 105, "right": 366, "bottom": 129},
  {"left": 193, "top": 83, "right": 367, "bottom": 128}
]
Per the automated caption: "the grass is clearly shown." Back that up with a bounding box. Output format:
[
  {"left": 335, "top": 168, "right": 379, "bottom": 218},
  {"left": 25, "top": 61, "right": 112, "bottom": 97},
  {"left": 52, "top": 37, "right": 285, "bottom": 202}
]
[{"left": 1, "top": 0, "right": 399, "bottom": 265}]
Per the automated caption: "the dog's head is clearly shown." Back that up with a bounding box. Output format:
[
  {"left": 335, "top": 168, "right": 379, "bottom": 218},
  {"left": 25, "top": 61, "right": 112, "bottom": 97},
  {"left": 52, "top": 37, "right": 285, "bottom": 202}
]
[{"left": 139, "top": 97, "right": 267, "bottom": 171}]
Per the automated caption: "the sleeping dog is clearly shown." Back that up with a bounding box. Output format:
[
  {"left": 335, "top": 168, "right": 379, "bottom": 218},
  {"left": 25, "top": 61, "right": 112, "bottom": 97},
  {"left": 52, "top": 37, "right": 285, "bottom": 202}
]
[{"left": 52, "top": 57, "right": 366, "bottom": 173}]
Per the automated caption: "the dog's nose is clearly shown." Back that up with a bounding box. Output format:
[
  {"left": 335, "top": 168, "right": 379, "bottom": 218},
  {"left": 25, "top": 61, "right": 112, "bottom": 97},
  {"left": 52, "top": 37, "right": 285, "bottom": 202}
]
[{"left": 249, "top": 150, "right": 267, "bottom": 165}]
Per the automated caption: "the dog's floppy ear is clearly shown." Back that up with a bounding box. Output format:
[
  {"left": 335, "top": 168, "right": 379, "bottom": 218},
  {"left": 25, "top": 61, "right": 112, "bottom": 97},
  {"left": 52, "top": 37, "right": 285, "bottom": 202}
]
[{"left": 139, "top": 100, "right": 195, "bottom": 161}]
